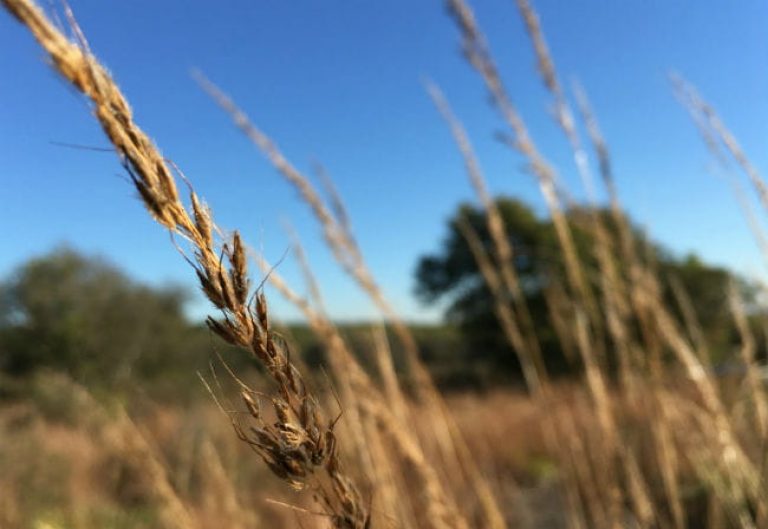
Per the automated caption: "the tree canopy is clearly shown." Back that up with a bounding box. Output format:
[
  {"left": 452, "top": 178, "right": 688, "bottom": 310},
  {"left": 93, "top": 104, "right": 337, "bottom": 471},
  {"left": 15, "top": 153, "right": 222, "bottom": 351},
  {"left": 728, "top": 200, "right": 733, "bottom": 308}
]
[
  {"left": 0, "top": 248, "right": 210, "bottom": 392},
  {"left": 414, "top": 197, "right": 758, "bottom": 384}
]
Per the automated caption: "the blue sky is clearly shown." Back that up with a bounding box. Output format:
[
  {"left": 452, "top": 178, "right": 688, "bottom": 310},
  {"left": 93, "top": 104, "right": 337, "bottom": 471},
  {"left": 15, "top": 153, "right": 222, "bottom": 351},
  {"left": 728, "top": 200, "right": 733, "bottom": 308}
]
[{"left": 2, "top": 1, "right": 767, "bottom": 322}]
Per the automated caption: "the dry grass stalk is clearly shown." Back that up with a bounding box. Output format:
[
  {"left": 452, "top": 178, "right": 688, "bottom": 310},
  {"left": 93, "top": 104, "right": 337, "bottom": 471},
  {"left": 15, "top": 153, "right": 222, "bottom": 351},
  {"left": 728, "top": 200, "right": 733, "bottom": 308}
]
[
  {"left": 285, "top": 222, "right": 327, "bottom": 314},
  {"left": 646, "top": 292, "right": 762, "bottom": 505},
  {"left": 1, "top": 1, "right": 368, "bottom": 525},
  {"left": 570, "top": 314, "right": 625, "bottom": 529},
  {"left": 253, "top": 252, "right": 385, "bottom": 422},
  {"left": 555, "top": 405, "right": 610, "bottom": 529},
  {"left": 541, "top": 280, "right": 578, "bottom": 363},
  {"left": 572, "top": 84, "right": 639, "bottom": 272},
  {"left": 423, "top": 82, "right": 555, "bottom": 529},
  {"left": 194, "top": 74, "right": 425, "bottom": 377},
  {"left": 572, "top": 82, "right": 652, "bottom": 356},
  {"left": 456, "top": 218, "right": 542, "bottom": 393},
  {"left": 258, "top": 231, "right": 507, "bottom": 528},
  {"left": 620, "top": 447, "right": 656, "bottom": 528},
  {"left": 649, "top": 395, "right": 686, "bottom": 529},
  {"left": 195, "top": 79, "right": 483, "bottom": 508},
  {"left": 358, "top": 398, "right": 470, "bottom": 529},
  {"left": 281, "top": 230, "right": 379, "bottom": 482},
  {"left": 457, "top": 218, "right": 579, "bottom": 529},
  {"left": 197, "top": 437, "right": 256, "bottom": 529},
  {"left": 664, "top": 394, "right": 759, "bottom": 528},
  {"left": 446, "top": 3, "right": 652, "bottom": 524},
  {"left": 671, "top": 76, "right": 768, "bottom": 269},
  {"left": 253, "top": 250, "right": 382, "bottom": 415},
  {"left": 426, "top": 81, "right": 546, "bottom": 394},
  {"left": 370, "top": 324, "right": 408, "bottom": 423},
  {"left": 572, "top": 82, "right": 654, "bottom": 375},
  {"left": 443, "top": 4, "right": 624, "bottom": 476},
  {"left": 668, "top": 275, "right": 710, "bottom": 363},
  {"left": 672, "top": 75, "right": 768, "bottom": 215},
  {"left": 514, "top": 0, "right": 644, "bottom": 397},
  {"left": 446, "top": 0, "right": 595, "bottom": 320},
  {"left": 199, "top": 67, "right": 507, "bottom": 528},
  {"left": 427, "top": 83, "right": 599, "bottom": 529},
  {"left": 573, "top": 78, "right": 696, "bottom": 529},
  {"left": 728, "top": 283, "right": 768, "bottom": 438},
  {"left": 360, "top": 413, "right": 419, "bottom": 529},
  {"left": 632, "top": 264, "right": 704, "bottom": 528},
  {"left": 514, "top": 0, "right": 596, "bottom": 201},
  {"left": 254, "top": 254, "right": 475, "bottom": 529},
  {"left": 721, "top": 166, "right": 768, "bottom": 270}
]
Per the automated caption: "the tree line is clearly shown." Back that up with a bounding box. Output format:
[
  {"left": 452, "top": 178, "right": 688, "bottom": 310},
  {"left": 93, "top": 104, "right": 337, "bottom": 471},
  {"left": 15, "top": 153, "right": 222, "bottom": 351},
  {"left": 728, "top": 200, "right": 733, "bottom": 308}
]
[{"left": 1, "top": 197, "right": 763, "bottom": 393}]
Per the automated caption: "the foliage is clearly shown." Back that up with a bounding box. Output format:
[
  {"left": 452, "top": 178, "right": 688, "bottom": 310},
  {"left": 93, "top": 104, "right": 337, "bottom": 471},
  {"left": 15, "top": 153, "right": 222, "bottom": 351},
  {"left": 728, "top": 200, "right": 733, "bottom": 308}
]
[
  {"left": 415, "top": 196, "right": 761, "bottom": 380},
  {"left": 0, "top": 248, "right": 211, "bottom": 393}
]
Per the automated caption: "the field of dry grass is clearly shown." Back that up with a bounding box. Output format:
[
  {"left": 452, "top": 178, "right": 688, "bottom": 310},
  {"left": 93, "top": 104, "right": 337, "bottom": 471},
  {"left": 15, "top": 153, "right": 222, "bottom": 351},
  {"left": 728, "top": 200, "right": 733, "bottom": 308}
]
[
  {"left": 0, "top": 376, "right": 559, "bottom": 529},
  {"left": 3, "top": 0, "right": 768, "bottom": 528},
  {"left": 3, "top": 374, "right": 762, "bottom": 529}
]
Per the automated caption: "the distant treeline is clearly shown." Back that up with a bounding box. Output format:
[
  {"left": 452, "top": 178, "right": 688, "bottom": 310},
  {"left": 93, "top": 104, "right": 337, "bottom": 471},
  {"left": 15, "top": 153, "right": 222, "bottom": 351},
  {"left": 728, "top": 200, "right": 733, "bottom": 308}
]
[
  {"left": 2, "top": 199, "right": 767, "bottom": 398},
  {"left": 0, "top": 249, "right": 477, "bottom": 399}
]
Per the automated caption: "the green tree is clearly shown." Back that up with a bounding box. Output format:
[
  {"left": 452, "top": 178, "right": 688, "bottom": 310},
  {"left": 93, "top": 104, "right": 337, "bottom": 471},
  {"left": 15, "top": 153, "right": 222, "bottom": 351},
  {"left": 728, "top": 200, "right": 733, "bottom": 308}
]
[
  {"left": 414, "top": 197, "right": 754, "bottom": 384},
  {"left": 0, "top": 248, "right": 210, "bottom": 391}
]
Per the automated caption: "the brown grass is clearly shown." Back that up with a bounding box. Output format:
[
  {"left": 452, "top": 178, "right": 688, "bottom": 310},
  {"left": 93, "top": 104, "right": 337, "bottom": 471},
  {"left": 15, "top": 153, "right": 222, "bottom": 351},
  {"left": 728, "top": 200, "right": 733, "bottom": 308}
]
[{"left": 4, "top": 0, "right": 768, "bottom": 528}]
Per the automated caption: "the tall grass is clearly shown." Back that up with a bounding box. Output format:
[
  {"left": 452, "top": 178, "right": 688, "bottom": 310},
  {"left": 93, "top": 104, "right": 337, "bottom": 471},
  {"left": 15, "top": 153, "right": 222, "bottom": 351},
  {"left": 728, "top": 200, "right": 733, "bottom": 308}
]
[{"left": 3, "top": 0, "right": 768, "bottom": 528}]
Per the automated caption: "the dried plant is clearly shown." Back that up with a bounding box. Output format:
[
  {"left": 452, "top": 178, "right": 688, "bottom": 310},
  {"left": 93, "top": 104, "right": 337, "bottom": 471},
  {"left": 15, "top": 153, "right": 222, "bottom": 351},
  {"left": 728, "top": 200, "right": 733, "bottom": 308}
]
[
  {"left": 1, "top": 0, "right": 368, "bottom": 526},
  {"left": 254, "top": 251, "right": 474, "bottom": 529},
  {"left": 199, "top": 59, "right": 504, "bottom": 529}
]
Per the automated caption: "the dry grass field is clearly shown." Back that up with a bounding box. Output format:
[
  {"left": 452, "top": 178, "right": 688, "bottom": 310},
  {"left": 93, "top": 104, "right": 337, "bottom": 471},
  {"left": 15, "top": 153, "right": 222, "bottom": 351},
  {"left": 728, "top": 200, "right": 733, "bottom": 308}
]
[
  {"left": 0, "top": 378, "right": 559, "bottom": 529},
  {"left": 2, "top": 374, "right": 763, "bottom": 529},
  {"left": 3, "top": 0, "right": 768, "bottom": 528}
]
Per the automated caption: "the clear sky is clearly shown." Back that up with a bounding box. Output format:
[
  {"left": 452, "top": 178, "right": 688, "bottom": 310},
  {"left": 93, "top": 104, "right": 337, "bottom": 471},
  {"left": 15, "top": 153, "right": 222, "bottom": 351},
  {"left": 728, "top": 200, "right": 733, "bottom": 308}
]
[{"left": 2, "top": 1, "right": 767, "bottom": 322}]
